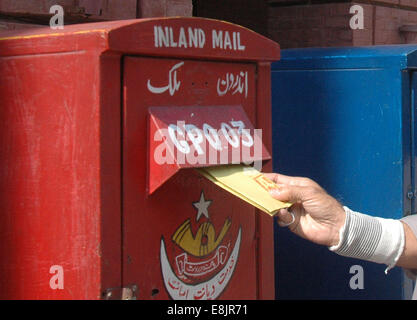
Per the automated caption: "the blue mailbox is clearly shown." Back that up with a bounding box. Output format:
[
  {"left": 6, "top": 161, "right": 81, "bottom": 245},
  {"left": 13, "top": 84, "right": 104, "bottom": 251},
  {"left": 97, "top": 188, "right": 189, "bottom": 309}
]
[{"left": 271, "top": 45, "right": 417, "bottom": 299}]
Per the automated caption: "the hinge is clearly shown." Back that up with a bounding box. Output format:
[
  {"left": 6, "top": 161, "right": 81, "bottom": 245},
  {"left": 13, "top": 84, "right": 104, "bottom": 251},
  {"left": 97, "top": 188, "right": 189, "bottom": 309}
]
[
  {"left": 407, "top": 188, "right": 415, "bottom": 200},
  {"left": 102, "top": 284, "right": 138, "bottom": 300}
]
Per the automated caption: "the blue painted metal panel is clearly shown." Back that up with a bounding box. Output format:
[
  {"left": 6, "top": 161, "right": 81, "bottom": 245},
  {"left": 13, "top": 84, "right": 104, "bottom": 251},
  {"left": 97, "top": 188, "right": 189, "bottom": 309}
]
[{"left": 271, "top": 45, "right": 417, "bottom": 299}]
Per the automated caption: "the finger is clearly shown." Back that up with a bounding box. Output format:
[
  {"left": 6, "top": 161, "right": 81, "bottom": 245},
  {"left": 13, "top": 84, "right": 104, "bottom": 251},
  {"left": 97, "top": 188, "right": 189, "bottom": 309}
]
[
  {"left": 276, "top": 208, "right": 295, "bottom": 227},
  {"left": 263, "top": 173, "right": 316, "bottom": 188},
  {"left": 276, "top": 207, "right": 302, "bottom": 231},
  {"left": 263, "top": 173, "right": 295, "bottom": 185},
  {"left": 270, "top": 184, "right": 311, "bottom": 203}
]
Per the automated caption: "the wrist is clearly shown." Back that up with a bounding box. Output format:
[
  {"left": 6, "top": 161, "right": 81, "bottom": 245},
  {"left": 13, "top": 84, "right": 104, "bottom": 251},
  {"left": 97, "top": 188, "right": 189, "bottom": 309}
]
[
  {"left": 329, "top": 206, "right": 405, "bottom": 273},
  {"left": 328, "top": 205, "right": 347, "bottom": 247}
]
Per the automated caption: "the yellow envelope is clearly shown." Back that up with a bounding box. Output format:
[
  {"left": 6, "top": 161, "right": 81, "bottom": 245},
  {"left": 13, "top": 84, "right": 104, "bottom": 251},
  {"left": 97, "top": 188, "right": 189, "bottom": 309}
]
[{"left": 197, "top": 164, "right": 292, "bottom": 216}]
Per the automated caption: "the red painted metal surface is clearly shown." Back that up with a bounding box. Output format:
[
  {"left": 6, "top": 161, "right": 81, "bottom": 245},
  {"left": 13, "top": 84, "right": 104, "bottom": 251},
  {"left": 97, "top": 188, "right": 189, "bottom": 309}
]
[
  {"left": 0, "top": 17, "right": 279, "bottom": 299},
  {"left": 255, "top": 62, "right": 275, "bottom": 299}
]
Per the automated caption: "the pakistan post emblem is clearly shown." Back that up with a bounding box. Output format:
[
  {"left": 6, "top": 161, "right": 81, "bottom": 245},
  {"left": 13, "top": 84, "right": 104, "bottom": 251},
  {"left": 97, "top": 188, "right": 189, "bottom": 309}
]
[{"left": 160, "top": 190, "right": 242, "bottom": 300}]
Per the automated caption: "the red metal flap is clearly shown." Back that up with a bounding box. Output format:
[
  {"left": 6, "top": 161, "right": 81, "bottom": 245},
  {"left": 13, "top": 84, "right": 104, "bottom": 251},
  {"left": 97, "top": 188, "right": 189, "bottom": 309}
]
[{"left": 148, "top": 105, "right": 271, "bottom": 194}]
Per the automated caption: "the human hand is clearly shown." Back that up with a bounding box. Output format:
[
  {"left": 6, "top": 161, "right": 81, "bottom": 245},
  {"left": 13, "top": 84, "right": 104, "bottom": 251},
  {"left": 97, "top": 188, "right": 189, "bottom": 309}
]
[{"left": 265, "top": 173, "right": 346, "bottom": 247}]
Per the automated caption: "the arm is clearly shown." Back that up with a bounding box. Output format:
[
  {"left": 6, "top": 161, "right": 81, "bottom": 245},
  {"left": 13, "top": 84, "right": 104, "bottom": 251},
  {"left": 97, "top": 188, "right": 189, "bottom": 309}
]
[
  {"left": 266, "top": 173, "right": 417, "bottom": 270},
  {"left": 397, "top": 221, "right": 417, "bottom": 270}
]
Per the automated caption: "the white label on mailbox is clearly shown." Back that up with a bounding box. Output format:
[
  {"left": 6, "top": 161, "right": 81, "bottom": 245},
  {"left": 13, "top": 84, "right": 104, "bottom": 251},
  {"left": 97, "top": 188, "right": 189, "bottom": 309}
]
[
  {"left": 167, "top": 120, "right": 254, "bottom": 155},
  {"left": 153, "top": 120, "right": 262, "bottom": 167},
  {"left": 217, "top": 71, "right": 248, "bottom": 98},
  {"left": 153, "top": 25, "right": 246, "bottom": 51},
  {"left": 147, "top": 61, "right": 184, "bottom": 96}
]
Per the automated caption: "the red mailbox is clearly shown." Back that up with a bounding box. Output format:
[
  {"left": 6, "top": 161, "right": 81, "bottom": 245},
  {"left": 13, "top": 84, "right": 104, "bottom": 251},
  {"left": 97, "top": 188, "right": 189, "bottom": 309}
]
[{"left": 0, "top": 18, "right": 280, "bottom": 300}]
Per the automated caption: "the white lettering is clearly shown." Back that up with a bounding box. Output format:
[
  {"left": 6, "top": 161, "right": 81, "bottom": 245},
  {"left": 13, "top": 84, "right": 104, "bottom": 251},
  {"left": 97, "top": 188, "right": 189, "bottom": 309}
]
[
  {"left": 350, "top": 5, "right": 364, "bottom": 30},
  {"left": 237, "top": 32, "right": 245, "bottom": 51},
  {"left": 152, "top": 25, "right": 245, "bottom": 51},
  {"left": 217, "top": 71, "right": 248, "bottom": 98},
  {"left": 49, "top": 5, "right": 64, "bottom": 30},
  {"left": 231, "top": 120, "right": 253, "bottom": 147},
  {"left": 168, "top": 124, "right": 190, "bottom": 154},
  {"left": 203, "top": 123, "right": 222, "bottom": 151},
  {"left": 154, "top": 25, "right": 159, "bottom": 47},
  {"left": 188, "top": 27, "right": 198, "bottom": 48},
  {"left": 212, "top": 30, "right": 223, "bottom": 49},
  {"left": 153, "top": 122, "right": 262, "bottom": 166},
  {"left": 224, "top": 31, "right": 232, "bottom": 50},
  {"left": 198, "top": 28, "right": 206, "bottom": 48},
  {"left": 178, "top": 27, "right": 188, "bottom": 48},
  {"left": 49, "top": 265, "right": 64, "bottom": 290},
  {"left": 221, "top": 122, "right": 239, "bottom": 148},
  {"left": 158, "top": 26, "right": 170, "bottom": 47},
  {"left": 163, "top": 121, "right": 255, "bottom": 155},
  {"left": 185, "top": 124, "right": 204, "bottom": 155},
  {"left": 349, "top": 265, "right": 364, "bottom": 290},
  {"left": 167, "top": 305, "right": 202, "bottom": 316},
  {"left": 161, "top": 229, "right": 242, "bottom": 300},
  {"left": 153, "top": 129, "right": 175, "bottom": 165},
  {"left": 147, "top": 62, "right": 184, "bottom": 96},
  {"left": 233, "top": 32, "right": 237, "bottom": 50},
  {"left": 169, "top": 27, "right": 178, "bottom": 47}
]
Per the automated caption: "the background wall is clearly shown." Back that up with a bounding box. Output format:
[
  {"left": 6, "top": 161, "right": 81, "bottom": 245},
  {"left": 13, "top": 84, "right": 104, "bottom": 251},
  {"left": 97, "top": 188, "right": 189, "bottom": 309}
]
[
  {"left": 193, "top": 0, "right": 269, "bottom": 38},
  {"left": 0, "top": 0, "right": 193, "bottom": 30},
  {"left": 2, "top": 0, "right": 417, "bottom": 48},
  {"left": 267, "top": 1, "right": 417, "bottom": 48}
]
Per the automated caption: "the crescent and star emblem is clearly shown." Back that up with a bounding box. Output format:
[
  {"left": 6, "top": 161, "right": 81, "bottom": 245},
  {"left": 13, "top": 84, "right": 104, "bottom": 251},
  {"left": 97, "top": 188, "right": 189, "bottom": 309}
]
[{"left": 160, "top": 190, "right": 241, "bottom": 300}]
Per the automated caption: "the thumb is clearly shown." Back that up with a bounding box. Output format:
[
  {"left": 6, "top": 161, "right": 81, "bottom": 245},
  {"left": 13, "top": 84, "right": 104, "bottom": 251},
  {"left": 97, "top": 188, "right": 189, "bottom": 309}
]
[{"left": 269, "top": 184, "right": 308, "bottom": 203}]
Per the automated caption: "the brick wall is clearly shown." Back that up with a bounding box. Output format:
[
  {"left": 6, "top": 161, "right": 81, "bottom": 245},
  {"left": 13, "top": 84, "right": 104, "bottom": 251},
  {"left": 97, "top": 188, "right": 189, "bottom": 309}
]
[
  {"left": 2, "top": 0, "right": 417, "bottom": 48},
  {"left": 194, "top": 0, "right": 417, "bottom": 48},
  {"left": 268, "top": 0, "right": 417, "bottom": 48},
  {"left": 0, "top": 0, "right": 193, "bottom": 30},
  {"left": 139, "top": 0, "right": 192, "bottom": 18}
]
